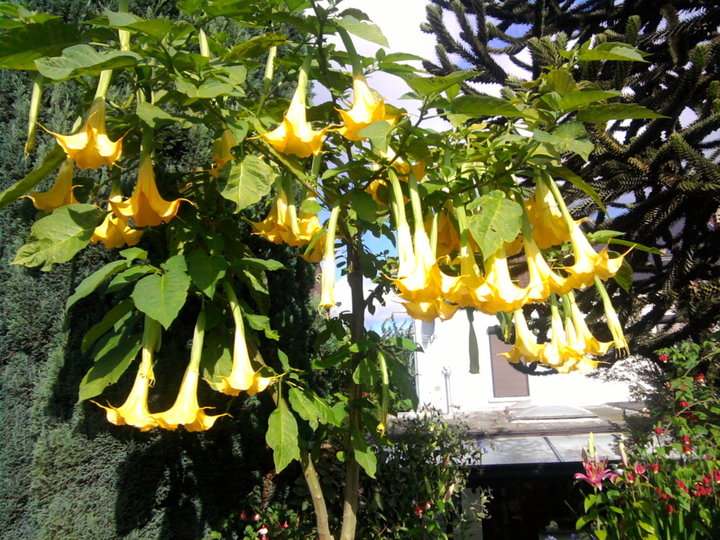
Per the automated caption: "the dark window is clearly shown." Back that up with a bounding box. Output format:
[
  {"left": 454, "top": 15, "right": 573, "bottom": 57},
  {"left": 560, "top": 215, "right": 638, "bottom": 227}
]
[{"left": 488, "top": 328, "right": 530, "bottom": 398}]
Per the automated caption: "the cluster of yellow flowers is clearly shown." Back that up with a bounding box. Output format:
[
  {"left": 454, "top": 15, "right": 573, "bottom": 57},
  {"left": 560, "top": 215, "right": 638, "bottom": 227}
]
[
  {"left": 26, "top": 97, "right": 187, "bottom": 248},
  {"left": 385, "top": 169, "right": 630, "bottom": 373},
  {"left": 95, "top": 284, "right": 271, "bottom": 432}
]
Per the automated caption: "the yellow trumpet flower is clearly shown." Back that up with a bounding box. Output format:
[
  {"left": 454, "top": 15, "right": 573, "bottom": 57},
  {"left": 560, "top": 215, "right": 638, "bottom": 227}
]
[
  {"left": 91, "top": 194, "right": 144, "bottom": 250},
  {"left": 216, "top": 283, "right": 272, "bottom": 396},
  {"left": 393, "top": 225, "right": 443, "bottom": 303},
  {"left": 338, "top": 75, "right": 398, "bottom": 141},
  {"left": 154, "top": 311, "right": 225, "bottom": 432},
  {"left": 24, "top": 160, "right": 77, "bottom": 211},
  {"left": 402, "top": 298, "right": 458, "bottom": 323},
  {"left": 434, "top": 206, "right": 460, "bottom": 257},
  {"left": 47, "top": 98, "right": 123, "bottom": 169},
  {"left": 319, "top": 207, "right": 340, "bottom": 310},
  {"left": 522, "top": 234, "right": 566, "bottom": 303},
  {"left": 212, "top": 128, "right": 237, "bottom": 170},
  {"left": 525, "top": 176, "right": 569, "bottom": 249},
  {"left": 111, "top": 156, "right": 188, "bottom": 228},
  {"left": 477, "top": 248, "right": 527, "bottom": 315},
  {"left": 566, "top": 293, "right": 612, "bottom": 356},
  {"left": 595, "top": 277, "right": 630, "bottom": 356},
  {"left": 93, "top": 317, "right": 161, "bottom": 431},
  {"left": 501, "top": 309, "right": 544, "bottom": 364},
  {"left": 558, "top": 223, "right": 626, "bottom": 293}
]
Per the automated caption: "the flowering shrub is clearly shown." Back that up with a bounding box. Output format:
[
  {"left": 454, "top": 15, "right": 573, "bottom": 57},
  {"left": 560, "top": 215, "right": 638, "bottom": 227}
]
[{"left": 575, "top": 340, "right": 720, "bottom": 539}]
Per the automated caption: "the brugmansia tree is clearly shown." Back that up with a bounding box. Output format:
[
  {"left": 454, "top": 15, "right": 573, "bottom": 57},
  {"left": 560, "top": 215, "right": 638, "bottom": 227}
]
[
  {"left": 422, "top": 0, "right": 720, "bottom": 356},
  {"left": 0, "top": 0, "right": 655, "bottom": 537}
]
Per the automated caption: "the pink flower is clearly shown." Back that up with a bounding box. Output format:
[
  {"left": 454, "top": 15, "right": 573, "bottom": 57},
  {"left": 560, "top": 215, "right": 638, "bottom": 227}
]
[{"left": 574, "top": 450, "right": 618, "bottom": 490}]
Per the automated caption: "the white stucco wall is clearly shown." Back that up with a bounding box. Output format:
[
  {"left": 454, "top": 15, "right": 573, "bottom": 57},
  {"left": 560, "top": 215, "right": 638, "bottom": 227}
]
[{"left": 413, "top": 313, "right": 634, "bottom": 413}]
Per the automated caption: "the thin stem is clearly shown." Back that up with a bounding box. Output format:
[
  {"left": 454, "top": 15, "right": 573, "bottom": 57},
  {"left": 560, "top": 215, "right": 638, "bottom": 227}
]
[
  {"left": 337, "top": 27, "right": 363, "bottom": 78},
  {"left": 300, "top": 450, "right": 334, "bottom": 540},
  {"left": 340, "top": 233, "right": 365, "bottom": 540}
]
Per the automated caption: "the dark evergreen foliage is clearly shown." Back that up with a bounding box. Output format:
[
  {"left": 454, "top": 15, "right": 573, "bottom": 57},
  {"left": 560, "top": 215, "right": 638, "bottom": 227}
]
[
  {"left": 422, "top": 0, "right": 720, "bottom": 356},
  {"left": 0, "top": 2, "right": 313, "bottom": 538}
]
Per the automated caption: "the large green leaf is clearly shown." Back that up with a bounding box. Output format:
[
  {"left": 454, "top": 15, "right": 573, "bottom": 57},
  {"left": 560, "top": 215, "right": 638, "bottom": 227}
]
[
  {"left": 66, "top": 259, "right": 129, "bottom": 310},
  {"left": 187, "top": 250, "right": 228, "bottom": 299},
  {"left": 288, "top": 387, "right": 321, "bottom": 430},
  {"left": 578, "top": 42, "right": 648, "bottom": 63},
  {"left": 224, "top": 33, "right": 287, "bottom": 61},
  {"left": 106, "top": 265, "right": 154, "bottom": 294},
  {"left": 467, "top": 191, "right": 523, "bottom": 258},
  {"left": 12, "top": 204, "right": 103, "bottom": 271},
  {"left": 131, "top": 254, "right": 190, "bottom": 329},
  {"left": 102, "top": 11, "right": 175, "bottom": 40},
  {"left": 336, "top": 15, "right": 388, "bottom": 47},
  {"left": 175, "top": 77, "right": 237, "bottom": 99},
  {"left": 533, "top": 121, "right": 594, "bottom": 161},
  {"left": 452, "top": 94, "right": 523, "bottom": 118},
  {"left": 266, "top": 401, "right": 301, "bottom": 473},
  {"left": 79, "top": 325, "right": 142, "bottom": 402},
  {"left": 557, "top": 90, "right": 621, "bottom": 112},
  {"left": 0, "top": 19, "right": 83, "bottom": 70},
  {"left": 0, "top": 144, "right": 66, "bottom": 208},
  {"left": 549, "top": 166, "right": 607, "bottom": 213},
  {"left": 407, "top": 71, "right": 476, "bottom": 96},
  {"left": 35, "top": 44, "right": 140, "bottom": 81},
  {"left": 220, "top": 154, "right": 275, "bottom": 212},
  {"left": 81, "top": 299, "right": 135, "bottom": 353},
  {"left": 351, "top": 427, "right": 377, "bottom": 478},
  {"left": 577, "top": 103, "right": 665, "bottom": 122}
]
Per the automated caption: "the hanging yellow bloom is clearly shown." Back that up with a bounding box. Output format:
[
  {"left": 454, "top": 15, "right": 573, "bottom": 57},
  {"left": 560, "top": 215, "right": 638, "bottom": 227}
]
[
  {"left": 111, "top": 156, "right": 188, "bottom": 228},
  {"left": 557, "top": 223, "right": 625, "bottom": 293},
  {"left": 522, "top": 234, "right": 567, "bottom": 303},
  {"left": 501, "top": 309, "right": 544, "bottom": 364},
  {"left": 434, "top": 206, "right": 461, "bottom": 257},
  {"left": 47, "top": 98, "right": 123, "bottom": 169},
  {"left": 402, "top": 298, "right": 458, "bottom": 323},
  {"left": 595, "top": 278, "right": 630, "bottom": 356},
  {"left": 216, "top": 283, "right": 272, "bottom": 396},
  {"left": 525, "top": 177, "right": 570, "bottom": 249},
  {"left": 24, "top": 160, "right": 77, "bottom": 211},
  {"left": 319, "top": 207, "right": 340, "bottom": 310},
  {"left": 91, "top": 195, "right": 144, "bottom": 250},
  {"left": 477, "top": 248, "right": 527, "bottom": 315},
  {"left": 393, "top": 225, "right": 443, "bottom": 303},
  {"left": 566, "top": 293, "right": 612, "bottom": 356},
  {"left": 93, "top": 317, "right": 161, "bottom": 431},
  {"left": 153, "top": 369, "right": 225, "bottom": 432},
  {"left": 338, "top": 75, "right": 398, "bottom": 141}
]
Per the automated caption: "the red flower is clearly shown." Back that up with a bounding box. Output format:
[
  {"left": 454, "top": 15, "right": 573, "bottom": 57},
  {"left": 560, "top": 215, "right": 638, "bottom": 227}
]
[
  {"left": 666, "top": 504, "right": 675, "bottom": 514},
  {"left": 683, "top": 444, "right": 692, "bottom": 453},
  {"left": 574, "top": 451, "right": 619, "bottom": 490},
  {"left": 680, "top": 401, "right": 690, "bottom": 408},
  {"left": 634, "top": 464, "right": 646, "bottom": 475},
  {"left": 682, "top": 435, "right": 691, "bottom": 444},
  {"left": 654, "top": 427, "right": 664, "bottom": 435},
  {"left": 414, "top": 506, "right": 424, "bottom": 517},
  {"left": 650, "top": 463, "right": 660, "bottom": 473},
  {"left": 239, "top": 512, "right": 247, "bottom": 520},
  {"left": 281, "top": 521, "right": 289, "bottom": 529},
  {"left": 713, "top": 469, "right": 720, "bottom": 483},
  {"left": 695, "top": 373, "right": 705, "bottom": 382},
  {"left": 660, "top": 492, "right": 671, "bottom": 500},
  {"left": 675, "top": 479, "right": 689, "bottom": 493},
  {"left": 423, "top": 501, "right": 432, "bottom": 511},
  {"left": 659, "top": 354, "right": 669, "bottom": 363},
  {"left": 626, "top": 472, "right": 635, "bottom": 482},
  {"left": 252, "top": 513, "right": 261, "bottom": 522}
]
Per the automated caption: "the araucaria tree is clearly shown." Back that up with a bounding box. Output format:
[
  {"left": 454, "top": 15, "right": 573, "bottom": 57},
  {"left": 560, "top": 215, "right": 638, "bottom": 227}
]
[
  {"left": 0, "top": 0, "right": 652, "bottom": 537},
  {"left": 423, "top": 0, "right": 720, "bottom": 356}
]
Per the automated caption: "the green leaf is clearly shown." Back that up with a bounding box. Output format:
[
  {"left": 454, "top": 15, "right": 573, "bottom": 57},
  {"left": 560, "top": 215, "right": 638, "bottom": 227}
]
[
  {"left": 583, "top": 493, "right": 597, "bottom": 513},
  {"left": 408, "top": 71, "right": 476, "bottom": 96},
  {"left": 106, "top": 265, "right": 154, "bottom": 294},
  {"left": 550, "top": 166, "right": 607, "bottom": 213},
  {"left": 466, "top": 191, "right": 523, "bottom": 258},
  {"left": 119, "top": 247, "right": 147, "bottom": 262},
  {"left": 0, "top": 145, "right": 66, "bottom": 208},
  {"left": 352, "top": 355, "right": 377, "bottom": 385},
  {"left": 452, "top": 94, "right": 523, "bottom": 118},
  {"left": 220, "top": 154, "right": 275, "bottom": 212},
  {"left": 103, "top": 12, "right": 174, "bottom": 40},
  {"left": 288, "top": 388, "right": 321, "bottom": 430},
  {"left": 136, "top": 101, "right": 183, "bottom": 128},
  {"left": 352, "top": 428, "right": 377, "bottom": 478},
  {"left": 358, "top": 120, "right": 393, "bottom": 151},
  {"left": 187, "top": 250, "right": 228, "bottom": 299},
  {"left": 578, "top": 42, "right": 648, "bottom": 63},
  {"left": 266, "top": 401, "right": 301, "bottom": 473},
  {"left": 558, "top": 90, "right": 622, "bottom": 112},
  {"left": 131, "top": 254, "right": 190, "bottom": 329},
  {"left": 0, "top": 19, "right": 83, "bottom": 70},
  {"left": 467, "top": 310, "right": 479, "bottom": 374},
  {"left": 66, "top": 259, "right": 129, "bottom": 310},
  {"left": 224, "top": 33, "right": 287, "bottom": 61},
  {"left": 543, "top": 69, "right": 577, "bottom": 96},
  {"left": 575, "top": 515, "right": 592, "bottom": 530},
  {"left": 35, "top": 44, "right": 140, "bottom": 81},
  {"left": 595, "top": 530, "right": 608, "bottom": 540},
  {"left": 336, "top": 15, "right": 388, "bottom": 47},
  {"left": 243, "top": 312, "right": 279, "bottom": 340},
  {"left": 81, "top": 299, "right": 134, "bottom": 354},
  {"left": 175, "top": 77, "right": 236, "bottom": 99},
  {"left": 533, "top": 121, "right": 595, "bottom": 161},
  {"left": 577, "top": 103, "right": 665, "bottom": 122},
  {"left": 239, "top": 257, "right": 285, "bottom": 272},
  {"left": 13, "top": 204, "right": 103, "bottom": 271},
  {"left": 79, "top": 326, "right": 142, "bottom": 402},
  {"left": 202, "top": 328, "right": 233, "bottom": 391},
  {"left": 350, "top": 190, "right": 380, "bottom": 223}
]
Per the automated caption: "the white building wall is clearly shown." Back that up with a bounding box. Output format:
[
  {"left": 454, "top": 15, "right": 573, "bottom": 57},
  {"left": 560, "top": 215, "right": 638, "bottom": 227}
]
[{"left": 414, "top": 312, "right": 634, "bottom": 413}]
